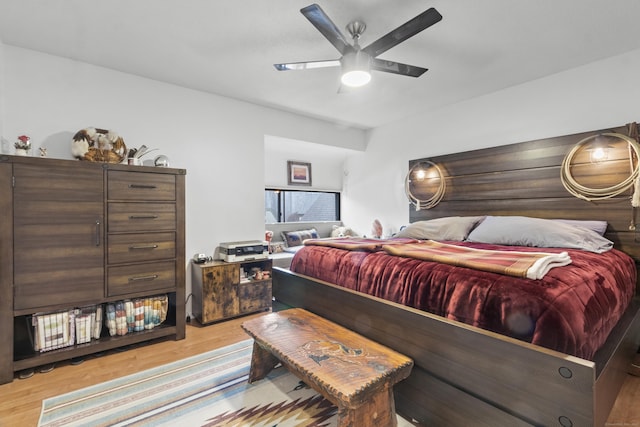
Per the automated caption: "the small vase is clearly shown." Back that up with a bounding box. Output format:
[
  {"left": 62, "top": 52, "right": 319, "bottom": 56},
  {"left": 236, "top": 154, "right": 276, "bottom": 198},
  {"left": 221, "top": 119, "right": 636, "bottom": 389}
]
[{"left": 14, "top": 148, "right": 29, "bottom": 156}]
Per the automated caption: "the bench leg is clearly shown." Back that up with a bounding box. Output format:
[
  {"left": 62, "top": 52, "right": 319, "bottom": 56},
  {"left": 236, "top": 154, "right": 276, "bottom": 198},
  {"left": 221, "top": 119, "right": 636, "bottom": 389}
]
[
  {"left": 248, "top": 341, "right": 280, "bottom": 383},
  {"left": 336, "top": 386, "right": 397, "bottom": 427}
]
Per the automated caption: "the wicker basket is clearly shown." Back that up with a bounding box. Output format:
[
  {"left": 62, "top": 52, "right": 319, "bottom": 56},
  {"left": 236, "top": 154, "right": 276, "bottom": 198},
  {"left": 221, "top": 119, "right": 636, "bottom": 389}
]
[
  {"left": 84, "top": 146, "right": 126, "bottom": 163},
  {"left": 32, "top": 310, "right": 75, "bottom": 352},
  {"left": 74, "top": 128, "right": 127, "bottom": 163}
]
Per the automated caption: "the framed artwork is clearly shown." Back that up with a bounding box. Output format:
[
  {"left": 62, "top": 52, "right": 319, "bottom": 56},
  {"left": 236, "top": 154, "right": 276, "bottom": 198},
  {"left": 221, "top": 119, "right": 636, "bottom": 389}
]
[{"left": 287, "top": 161, "right": 312, "bottom": 186}]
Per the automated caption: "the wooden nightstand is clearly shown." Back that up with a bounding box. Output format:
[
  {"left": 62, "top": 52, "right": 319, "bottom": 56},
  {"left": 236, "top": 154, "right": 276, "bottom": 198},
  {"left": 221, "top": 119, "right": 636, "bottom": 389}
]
[{"left": 191, "top": 258, "right": 272, "bottom": 324}]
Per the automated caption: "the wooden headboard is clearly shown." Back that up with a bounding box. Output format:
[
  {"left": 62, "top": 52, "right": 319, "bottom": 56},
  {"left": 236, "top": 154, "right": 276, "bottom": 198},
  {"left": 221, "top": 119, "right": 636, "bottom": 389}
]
[{"left": 408, "top": 122, "right": 640, "bottom": 263}]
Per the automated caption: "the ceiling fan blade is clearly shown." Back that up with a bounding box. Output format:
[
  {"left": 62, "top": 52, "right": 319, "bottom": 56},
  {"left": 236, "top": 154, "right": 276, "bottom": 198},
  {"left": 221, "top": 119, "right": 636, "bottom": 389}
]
[
  {"left": 363, "top": 8, "right": 442, "bottom": 58},
  {"left": 371, "top": 58, "right": 427, "bottom": 77},
  {"left": 274, "top": 59, "right": 341, "bottom": 71},
  {"left": 300, "top": 4, "right": 354, "bottom": 56}
]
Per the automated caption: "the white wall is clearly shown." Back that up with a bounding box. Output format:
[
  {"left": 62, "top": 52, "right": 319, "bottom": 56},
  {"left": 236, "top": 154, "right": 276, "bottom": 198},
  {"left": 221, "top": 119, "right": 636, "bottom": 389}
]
[
  {"left": 342, "top": 48, "right": 640, "bottom": 237},
  {"left": 264, "top": 135, "right": 359, "bottom": 191},
  {"left": 0, "top": 46, "right": 366, "bottom": 316}
]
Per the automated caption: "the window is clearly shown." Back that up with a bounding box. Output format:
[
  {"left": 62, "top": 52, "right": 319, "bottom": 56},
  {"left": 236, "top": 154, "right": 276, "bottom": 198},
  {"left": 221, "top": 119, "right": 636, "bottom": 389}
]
[{"left": 265, "top": 189, "right": 340, "bottom": 223}]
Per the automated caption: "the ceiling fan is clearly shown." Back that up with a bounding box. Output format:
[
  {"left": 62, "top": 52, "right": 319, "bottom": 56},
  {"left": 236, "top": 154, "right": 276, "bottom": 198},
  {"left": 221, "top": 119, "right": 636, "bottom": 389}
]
[{"left": 274, "top": 3, "right": 443, "bottom": 88}]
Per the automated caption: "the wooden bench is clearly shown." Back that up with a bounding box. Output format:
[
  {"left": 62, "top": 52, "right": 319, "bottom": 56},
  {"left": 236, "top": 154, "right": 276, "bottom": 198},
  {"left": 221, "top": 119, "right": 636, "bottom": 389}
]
[{"left": 241, "top": 308, "right": 413, "bottom": 427}]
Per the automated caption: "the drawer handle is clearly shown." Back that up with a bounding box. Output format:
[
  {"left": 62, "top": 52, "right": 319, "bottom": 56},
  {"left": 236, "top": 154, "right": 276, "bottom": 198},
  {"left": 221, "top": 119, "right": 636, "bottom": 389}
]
[
  {"left": 129, "top": 274, "right": 159, "bottom": 282},
  {"left": 95, "top": 220, "right": 101, "bottom": 246},
  {"left": 129, "top": 215, "right": 159, "bottom": 220},
  {"left": 130, "top": 244, "right": 159, "bottom": 250},
  {"left": 128, "top": 184, "right": 157, "bottom": 189}
]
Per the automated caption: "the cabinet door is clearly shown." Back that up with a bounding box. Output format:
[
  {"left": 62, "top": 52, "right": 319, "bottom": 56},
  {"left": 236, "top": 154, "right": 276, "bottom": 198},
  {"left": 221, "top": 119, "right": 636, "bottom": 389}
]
[
  {"left": 239, "top": 281, "right": 272, "bottom": 313},
  {"left": 202, "top": 264, "right": 239, "bottom": 322},
  {"left": 13, "top": 163, "right": 104, "bottom": 310}
]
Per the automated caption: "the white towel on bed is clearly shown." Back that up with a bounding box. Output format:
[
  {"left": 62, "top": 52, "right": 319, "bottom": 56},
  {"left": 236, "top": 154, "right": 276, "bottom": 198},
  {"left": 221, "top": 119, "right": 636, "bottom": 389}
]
[{"left": 525, "top": 251, "right": 572, "bottom": 279}]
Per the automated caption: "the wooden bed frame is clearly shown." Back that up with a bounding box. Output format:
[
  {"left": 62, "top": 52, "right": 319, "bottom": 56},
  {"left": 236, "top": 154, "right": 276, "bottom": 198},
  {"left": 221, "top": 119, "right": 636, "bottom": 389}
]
[{"left": 273, "top": 123, "right": 640, "bottom": 427}]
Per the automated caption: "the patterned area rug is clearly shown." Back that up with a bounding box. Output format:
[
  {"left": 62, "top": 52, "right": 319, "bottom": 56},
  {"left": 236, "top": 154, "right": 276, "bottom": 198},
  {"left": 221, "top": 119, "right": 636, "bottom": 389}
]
[{"left": 38, "top": 340, "right": 413, "bottom": 426}]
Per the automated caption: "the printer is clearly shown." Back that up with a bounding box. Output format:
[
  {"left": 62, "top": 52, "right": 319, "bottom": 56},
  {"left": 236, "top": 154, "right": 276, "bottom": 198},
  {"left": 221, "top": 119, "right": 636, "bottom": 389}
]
[{"left": 219, "top": 240, "right": 269, "bottom": 262}]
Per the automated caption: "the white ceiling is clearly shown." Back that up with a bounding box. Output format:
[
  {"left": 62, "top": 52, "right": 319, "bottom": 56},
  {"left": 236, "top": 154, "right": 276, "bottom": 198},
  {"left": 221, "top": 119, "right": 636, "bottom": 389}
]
[{"left": 2, "top": 0, "right": 640, "bottom": 130}]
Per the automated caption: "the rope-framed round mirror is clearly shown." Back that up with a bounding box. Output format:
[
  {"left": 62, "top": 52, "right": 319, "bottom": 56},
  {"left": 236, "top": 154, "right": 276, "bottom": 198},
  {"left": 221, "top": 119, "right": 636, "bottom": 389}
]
[{"left": 405, "top": 160, "right": 446, "bottom": 210}]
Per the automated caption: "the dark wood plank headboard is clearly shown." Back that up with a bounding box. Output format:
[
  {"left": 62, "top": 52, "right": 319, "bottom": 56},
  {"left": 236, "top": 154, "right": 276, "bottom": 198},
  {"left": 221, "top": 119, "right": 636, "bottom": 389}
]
[{"left": 408, "top": 123, "right": 640, "bottom": 262}]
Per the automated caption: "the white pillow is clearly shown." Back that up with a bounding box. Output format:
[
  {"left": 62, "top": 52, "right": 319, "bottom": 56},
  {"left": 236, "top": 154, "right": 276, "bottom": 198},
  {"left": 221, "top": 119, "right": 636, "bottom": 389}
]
[{"left": 466, "top": 216, "right": 613, "bottom": 253}]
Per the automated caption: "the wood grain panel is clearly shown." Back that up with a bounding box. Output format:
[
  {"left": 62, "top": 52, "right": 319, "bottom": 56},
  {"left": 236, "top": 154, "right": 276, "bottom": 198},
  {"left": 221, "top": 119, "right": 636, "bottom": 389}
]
[
  {"left": 410, "top": 166, "right": 635, "bottom": 204},
  {"left": 107, "top": 232, "right": 176, "bottom": 264},
  {"left": 13, "top": 162, "right": 103, "bottom": 202},
  {"left": 13, "top": 164, "right": 104, "bottom": 311},
  {"left": 202, "top": 263, "right": 240, "bottom": 323},
  {"left": 410, "top": 197, "right": 636, "bottom": 228},
  {"left": 107, "top": 170, "right": 176, "bottom": 201},
  {"left": 107, "top": 260, "right": 177, "bottom": 297},
  {"left": 0, "top": 162, "right": 14, "bottom": 384},
  {"left": 174, "top": 174, "right": 186, "bottom": 339},
  {"left": 107, "top": 202, "right": 176, "bottom": 232},
  {"left": 395, "top": 366, "right": 532, "bottom": 426},
  {"left": 409, "top": 123, "right": 640, "bottom": 264},
  {"left": 429, "top": 125, "right": 629, "bottom": 176},
  {"left": 238, "top": 281, "right": 272, "bottom": 313}
]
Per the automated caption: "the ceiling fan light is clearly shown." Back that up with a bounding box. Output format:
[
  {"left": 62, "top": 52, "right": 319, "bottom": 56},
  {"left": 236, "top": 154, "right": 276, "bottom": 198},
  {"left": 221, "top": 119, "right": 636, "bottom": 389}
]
[
  {"left": 341, "top": 70, "right": 371, "bottom": 87},
  {"left": 340, "top": 50, "right": 371, "bottom": 87}
]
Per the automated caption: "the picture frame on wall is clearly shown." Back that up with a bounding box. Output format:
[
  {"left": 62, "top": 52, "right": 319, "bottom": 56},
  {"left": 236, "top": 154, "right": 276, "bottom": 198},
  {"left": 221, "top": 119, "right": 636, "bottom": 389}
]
[{"left": 287, "top": 161, "right": 312, "bottom": 186}]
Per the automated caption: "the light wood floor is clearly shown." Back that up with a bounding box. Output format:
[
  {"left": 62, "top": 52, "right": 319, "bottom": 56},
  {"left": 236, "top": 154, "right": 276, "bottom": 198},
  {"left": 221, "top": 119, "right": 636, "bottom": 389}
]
[{"left": 1, "top": 311, "right": 639, "bottom": 426}]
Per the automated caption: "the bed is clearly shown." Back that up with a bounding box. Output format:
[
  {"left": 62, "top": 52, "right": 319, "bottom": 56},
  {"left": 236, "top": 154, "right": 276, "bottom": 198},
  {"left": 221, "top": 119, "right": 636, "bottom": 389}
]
[{"left": 272, "top": 123, "right": 640, "bottom": 427}]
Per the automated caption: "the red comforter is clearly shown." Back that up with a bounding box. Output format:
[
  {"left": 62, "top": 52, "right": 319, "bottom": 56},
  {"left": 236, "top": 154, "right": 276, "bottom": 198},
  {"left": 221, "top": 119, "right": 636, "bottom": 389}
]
[{"left": 290, "top": 240, "right": 636, "bottom": 360}]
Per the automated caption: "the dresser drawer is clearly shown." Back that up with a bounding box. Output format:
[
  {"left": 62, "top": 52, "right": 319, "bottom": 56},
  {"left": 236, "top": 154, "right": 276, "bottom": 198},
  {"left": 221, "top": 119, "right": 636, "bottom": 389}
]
[
  {"left": 108, "top": 202, "right": 176, "bottom": 232},
  {"left": 108, "top": 232, "right": 176, "bottom": 264},
  {"left": 108, "top": 261, "right": 176, "bottom": 296},
  {"left": 108, "top": 171, "right": 176, "bottom": 201}
]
